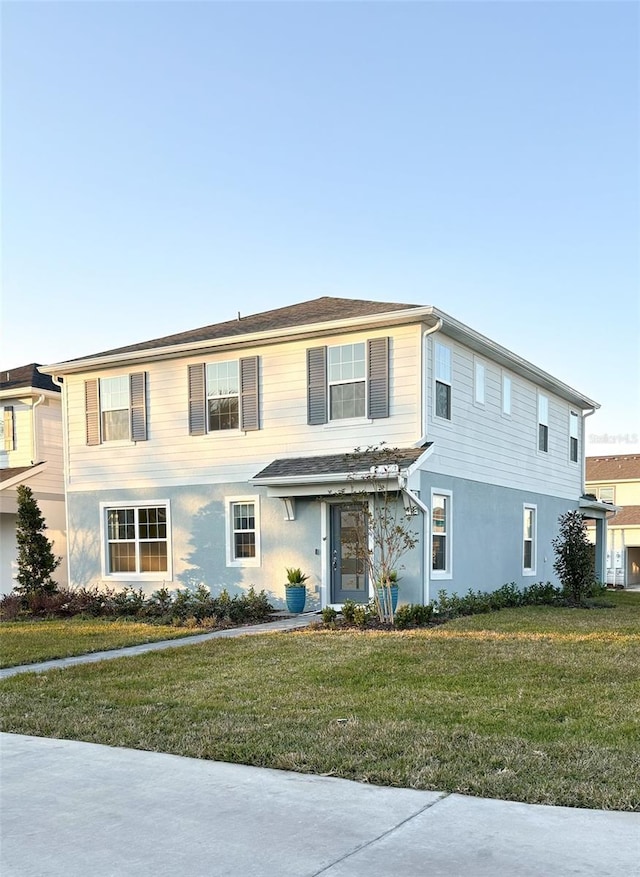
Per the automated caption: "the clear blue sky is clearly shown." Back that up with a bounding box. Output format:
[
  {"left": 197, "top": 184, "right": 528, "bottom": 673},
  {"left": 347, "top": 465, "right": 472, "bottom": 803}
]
[{"left": 2, "top": 1, "right": 638, "bottom": 454}]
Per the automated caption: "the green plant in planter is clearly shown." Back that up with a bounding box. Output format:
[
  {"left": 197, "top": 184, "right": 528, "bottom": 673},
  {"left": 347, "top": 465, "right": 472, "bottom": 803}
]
[{"left": 285, "top": 568, "right": 309, "bottom": 613}]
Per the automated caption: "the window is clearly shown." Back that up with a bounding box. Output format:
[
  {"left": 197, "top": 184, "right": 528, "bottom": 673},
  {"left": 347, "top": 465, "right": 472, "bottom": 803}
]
[
  {"left": 523, "top": 505, "right": 536, "bottom": 575},
  {"left": 328, "top": 343, "right": 366, "bottom": 420},
  {"left": 226, "top": 497, "right": 261, "bottom": 567},
  {"left": 101, "top": 376, "right": 130, "bottom": 441},
  {"left": 431, "top": 490, "right": 452, "bottom": 577},
  {"left": 569, "top": 411, "right": 579, "bottom": 463},
  {"left": 188, "top": 358, "right": 259, "bottom": 434},
  {"left": 85, "top": 374, "right": 147, "bottom": 445},
  {"left": 474, "top": 360, "right": 485, "bottom": 405},
  {"left": 538, "top": 394, "right": 549, "bottom": 452},
  {"left": 434, "top": 342, "right": 452, "bottom": 420},
  {"left": 307, "top": 338, "right": 389, "bottom": 425},
  {"left": 598, "top": 487, "right": 615, "bottom": 503},
  {"left": 502, "top": 374, "right": 512, "bottom": 416},
  {"left": 2, "top": 406, "right": 15, "bottom": 451},
  {"left": 206, "top": 361, "right": 239, "bottom": 430},
  {"left": 103, "top": 503, "right": 170, "bottom": 577}
]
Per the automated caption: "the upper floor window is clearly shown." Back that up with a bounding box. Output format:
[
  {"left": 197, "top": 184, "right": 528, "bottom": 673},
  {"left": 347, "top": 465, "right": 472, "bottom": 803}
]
[
  {"left": 538, "top": 394, "right": 549, "bottom": 452},
  {"left": 434, "top": 342, "right": 452, "bottom": 421},
  {"left": 502, "top": 374, "right": 512, "bottom": 416},
  {"left": 597, "top": 486, "right": 615, "bottom": 503},
  {"left": 206, "top": 361, "right": 239, "bottom": 430},
  {"left": 474, "top": 360, "right": 485, "bottom": 406},
  {"left": 103, "top": 502, "right": 170, "bottom": 578},
  {"left": 307, "top": 338, "right": 389, "bottom": 425},
  {"left": 0, "top": 406, "right": 13, "bottom": 451},
  {"left": 188, "top": 357, "right": 260, "bottom": 435},
  {"left": 328, "top": 343, "right": 366, "bottom": 420},
  {"left": 569, "top": 411, "right": 579, "bottom": 463},
  {"left": 85, "top": 374, "right": 147, "bottom": 446}
]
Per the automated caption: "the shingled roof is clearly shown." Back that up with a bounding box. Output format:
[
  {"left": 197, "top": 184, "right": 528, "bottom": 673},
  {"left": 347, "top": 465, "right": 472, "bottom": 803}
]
[
  {"left": 586, "top": 455, "right": 640, "bottom": 482},
  {"left": 67, "top": 296, "right": 421, "bottom": 362},
  {"left": 254, "top": 446, "right": 429, "bottom": 481},
  {"left": 0, "top": 364, "right": 59, "bottom": 393}
]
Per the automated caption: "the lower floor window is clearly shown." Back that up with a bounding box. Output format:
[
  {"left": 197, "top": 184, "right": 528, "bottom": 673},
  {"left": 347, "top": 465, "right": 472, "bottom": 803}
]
[
  {"left": 523, "top": 505, "right": 536, "bottom": 574},
  {"left": 226, "top": 496, "right": 261, "bottom": 567},
  {"left": 106, "top": 505, "right": 168, "bottom": 574},
  {"left": 431, "top": 491, "right": 452, "bottom": 576}
]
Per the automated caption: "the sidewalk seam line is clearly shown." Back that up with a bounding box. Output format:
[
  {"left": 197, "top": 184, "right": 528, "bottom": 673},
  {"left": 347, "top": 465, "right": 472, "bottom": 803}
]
[{"left": 308, "top": 791, "right": 452, "bottom": 876}]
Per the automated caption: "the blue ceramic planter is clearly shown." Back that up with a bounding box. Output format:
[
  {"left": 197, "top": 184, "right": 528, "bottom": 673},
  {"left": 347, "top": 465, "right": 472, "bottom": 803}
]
[
  {"left": 376, "top": 585, "right": 399, "bottom": 613},
  {"left": 285, "top": 586, "right": 306, "bottom": 613}
]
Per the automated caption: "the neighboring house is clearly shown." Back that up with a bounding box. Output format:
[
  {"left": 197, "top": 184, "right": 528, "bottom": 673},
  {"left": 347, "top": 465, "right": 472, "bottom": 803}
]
[
  {"left": 0, "top": 364, "right": 67, "bottom": 594},
  {"left": 40, "top": 297, "right": 607, "bottom": 608},
  {"left": 585, "top": 454, "right": 640, "bottom": 587}
]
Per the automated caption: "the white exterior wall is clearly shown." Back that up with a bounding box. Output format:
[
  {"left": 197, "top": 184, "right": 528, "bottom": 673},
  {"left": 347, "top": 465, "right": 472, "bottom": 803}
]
[
  {"left": 64, "top": 325, "right": 423, "bottom": 492},
  {"left": 423, "top": 333, "right": 584, "bottom": 499}
]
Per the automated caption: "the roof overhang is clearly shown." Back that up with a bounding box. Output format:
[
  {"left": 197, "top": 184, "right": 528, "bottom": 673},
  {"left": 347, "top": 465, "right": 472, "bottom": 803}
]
[
  {"left": 0, "top": 462, "right": 49, "bottom": 492},
  {"left": 579, "top": 497, "right": 620, "bottom": 520},
  {"left": 0, "top": 387, "right": 60, "bottom": 403}
]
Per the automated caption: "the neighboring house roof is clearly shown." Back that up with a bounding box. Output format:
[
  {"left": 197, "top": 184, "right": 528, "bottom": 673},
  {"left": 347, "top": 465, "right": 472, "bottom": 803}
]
[
  {"left": 254, "top": 447, "right": 428, "bottom": 482},
  {"left": 0, "top": 364, "right": 60, "bottom": 394},
  {"left": 586, "top": 454, "right": 640, "bottom": 483},
  {"left": 40, "top": 295, "right": 598, "bottom": 410},
  {"left": 0, "top": 463, "right": 48, "bottom": 491},
  {"left": 605, "top": 506, "right": 640, "bottom": 527}
]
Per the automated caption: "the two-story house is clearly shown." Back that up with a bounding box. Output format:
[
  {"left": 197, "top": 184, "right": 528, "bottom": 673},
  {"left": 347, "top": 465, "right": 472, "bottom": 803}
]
[
  {"left": 40, "top": 297, "right": 607, "bottom": 608},
  {"left": 585, "top": 454, "right": 640, "bottom": 587},
  {"left": 0, "top": 364, "right": 67, "bottom": 593}
]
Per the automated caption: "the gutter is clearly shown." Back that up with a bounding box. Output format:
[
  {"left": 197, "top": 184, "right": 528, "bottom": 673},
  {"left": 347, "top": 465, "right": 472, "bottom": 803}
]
[
  {"left": 581, "top": 408, "right": 596, "bottom": 495},
  {"left": 398, "top": 474, "right": 432, "bottom": 607},
  {"left": 417, "top": 317, "right": 443, "bottom": 444},
  {"left": 52, "top": 373, "right": 72, "bottom": 588}
]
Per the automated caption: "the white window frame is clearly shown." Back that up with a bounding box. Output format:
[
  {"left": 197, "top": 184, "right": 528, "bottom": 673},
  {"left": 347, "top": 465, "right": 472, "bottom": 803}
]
[
  {"left": 434, "top": 342, "right": 452, "bottom": 421},
  {"left": 523, "top": 503, "right": 537, "bottom": 576},
  {"left": 226, "top": 495, "right": 261, "bottom": 567},
  {"left": 474, "top": 359, "right": 485, "bottom": 406},
  {"left": 598, "top": 486, "right": 615, "bottom": 503},
  {"left": 569, "top": 410, "right": 579, "bottom": 464},
  {"left": 537, "top": 393, "right": 549, "bottom": 453},
  {"left": 206, "top": 360, "right": 240, "bottom": 432},
  {"left": 327, "top": 342, "right": 367, "bottom": 422},
  {"left": 100, "top": 500, "right": 172, "bottom": 581},
  {"left": 502, "top": 373, "right": 512, "bottom": 416},
  {"left": 431, "top": 489, "right": 453, "bottom": 580},
  {"left": 100, "top": 375, "right": 131, "bottom": 443}
]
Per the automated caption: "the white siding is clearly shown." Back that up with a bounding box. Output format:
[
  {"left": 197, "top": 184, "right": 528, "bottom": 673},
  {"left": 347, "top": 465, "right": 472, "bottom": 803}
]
[
  {"left": 65, "top": 325, "right": 423, "bottom": 491},
  {"left": 424, "top": 334, "right": 584, "bottom": 499}
]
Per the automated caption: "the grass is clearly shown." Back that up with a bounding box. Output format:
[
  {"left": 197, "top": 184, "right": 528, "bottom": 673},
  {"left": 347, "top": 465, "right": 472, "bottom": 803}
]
[
  {"left": 0, "top": 591, "right": 638, "bottom": 810},
  {"left": 0, "top": 618, "right": 207, "bottom": 667}
]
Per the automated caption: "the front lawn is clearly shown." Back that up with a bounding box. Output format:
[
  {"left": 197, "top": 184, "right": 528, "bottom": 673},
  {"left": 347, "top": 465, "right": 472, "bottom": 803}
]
[
  {"left": 0, "top": 618, "right": 206, "bottom": 667},
  {"left": 1, "top": 592, "right": 638, "bottom": 810}
]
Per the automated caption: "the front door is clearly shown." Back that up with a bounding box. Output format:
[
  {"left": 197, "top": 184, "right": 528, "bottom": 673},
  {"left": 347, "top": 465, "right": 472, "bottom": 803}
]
[{"left": 330, "top": 504, "right": 368, "bottom": 603}]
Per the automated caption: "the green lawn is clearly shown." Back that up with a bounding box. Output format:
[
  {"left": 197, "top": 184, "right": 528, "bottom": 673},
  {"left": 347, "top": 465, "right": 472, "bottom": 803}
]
[
  {"left": 1, "top": 592, "right": 638, "bottom": 810},
  {"left": 0, "top": 618, "right": 206, "bottom": 667}
]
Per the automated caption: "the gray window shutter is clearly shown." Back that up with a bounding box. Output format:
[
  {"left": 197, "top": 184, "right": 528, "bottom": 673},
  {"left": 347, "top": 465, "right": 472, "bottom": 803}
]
[
  {"left": 3, "top": 406, "right": 15, "bottom": 451},
  {"left": 367, "top": 337, "right": 390, "bottom": 419},
  {"left": 188, "top": 364, "right": 206, "bottom": 436},
  {"left": 240, "top": 356, "right": 259, "bottom": 431},
  {"left": 130, "top": 372, "right": 147, "bottom": 441},
  {"left": 307, "top": 346, "right": 327, "bottom": 425},
  {"left": 85, "top": 380, "right": 100, "bottom": 446}
]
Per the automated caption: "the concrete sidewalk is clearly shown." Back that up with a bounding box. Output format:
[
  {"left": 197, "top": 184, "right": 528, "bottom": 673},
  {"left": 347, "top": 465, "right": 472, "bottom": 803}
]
[{"left": 1, "top": 733, "right": 638, "bottom": 877}]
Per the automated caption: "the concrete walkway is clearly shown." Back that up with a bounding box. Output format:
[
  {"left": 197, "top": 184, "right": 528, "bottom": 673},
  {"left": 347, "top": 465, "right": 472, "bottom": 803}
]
[
  {"left": 1, "top": 733, "right": 638, "bottom": 877},
  {"left": 1, "top": 613, "right": 639, "bottom": 875}
]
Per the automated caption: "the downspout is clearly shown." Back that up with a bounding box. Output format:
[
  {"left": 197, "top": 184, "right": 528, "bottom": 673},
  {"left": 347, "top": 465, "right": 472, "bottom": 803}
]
[
  {"left": 417, "top": 317, "right": 443, "bottom": 446},
  {"left": 52, "top": 374, "right": 71, "bottom": 587},
  {"left": 398, "top": 474, "right": 431, "bottom": 606},
  {"left": 581, "top": 408, "right": 596, "bottom": 495},
  {"left": 31, "top": 394, "right": 45, "bottom": 464}
]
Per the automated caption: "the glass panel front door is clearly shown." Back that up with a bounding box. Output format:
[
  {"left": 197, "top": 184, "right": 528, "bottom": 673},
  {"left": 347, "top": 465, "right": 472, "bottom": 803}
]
[{"left": 330, "top": 505, "right": 368, "bottom": 603}]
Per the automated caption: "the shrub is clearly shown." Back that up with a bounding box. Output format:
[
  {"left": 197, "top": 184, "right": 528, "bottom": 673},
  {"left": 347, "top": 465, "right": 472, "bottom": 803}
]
[
  {"left": 394, "top": 603, "right": 433, "bottom": 629},
  {"left": 14, "top": 485, "right": 61, "bottom": 596},
  {"left": 341, "top": 600, "right": 357, "bottom": 625},
  {"left": 552, "top": 510, "right": 598, "bottom": 604},
  {"left": 321, "top": 606, "right": 338, "bottom": 624}
]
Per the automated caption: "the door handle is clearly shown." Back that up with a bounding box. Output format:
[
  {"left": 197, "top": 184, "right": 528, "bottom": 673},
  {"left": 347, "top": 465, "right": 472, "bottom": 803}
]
[{"left": 332, "top": 550, "right": 338, "bottom": 571}]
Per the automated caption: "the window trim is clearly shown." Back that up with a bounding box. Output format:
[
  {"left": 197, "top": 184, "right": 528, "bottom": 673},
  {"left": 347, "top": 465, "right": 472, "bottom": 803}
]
[
  {"left": 537, "top": 393, "right": 549, "bottom": 453},
  {"left": 86, "top": 373, "right": 147, "bottom": 445},
  {"left": 523, "top": 503, "right": 537, "bottom": 576},
  {"left": 597, "top": 486, "right": 615, "bottom": 503},
  {"left": 206, "top": 360, "right": 240, "bottom": 432},
  {"left": 431, "top": 489, "right": 453, "bottom": 580},
  {"left": 225, "top": 495, "right": 261, "bottom": 568},
  {"left": 100, "top": 500, "right": 172, "bottom": 581},
  {"left": 327, "top": 341, "right": 367, "bottom": 422},
  {"left": 502, "top": 373, "right": 512, "bottom": 417},
  {"left": 434, "top": 341, "right": 452, "bottom": 422},
  {"left": 569, "top": 410, "right": 579, "bottom": 464},
  {"left": 474, "top": 358, "right": 486, "bottom": 407}
]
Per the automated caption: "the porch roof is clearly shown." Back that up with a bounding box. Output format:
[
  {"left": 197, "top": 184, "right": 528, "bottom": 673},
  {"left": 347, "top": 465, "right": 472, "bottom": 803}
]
[
  {"left": 0, "top": 463, "right": 48, "bottom": 491},
  {"left": 253, "top": 445, "right": 431, "bottom": 485}
]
